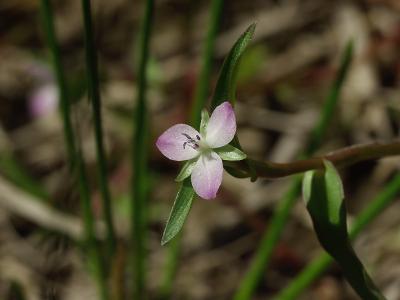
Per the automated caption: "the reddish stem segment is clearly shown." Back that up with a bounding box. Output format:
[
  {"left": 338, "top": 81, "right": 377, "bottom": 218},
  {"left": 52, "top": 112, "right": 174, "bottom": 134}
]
[{"left": 227, "top": 140, "right": 400, "bottom": 179}]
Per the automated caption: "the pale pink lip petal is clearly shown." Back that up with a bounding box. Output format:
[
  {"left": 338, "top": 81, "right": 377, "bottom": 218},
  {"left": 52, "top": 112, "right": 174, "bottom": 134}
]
[
  {"left": 205, "top": 101, "right": 236, "bottom": 148},
  {"left": 191, "top": 151, "right": 223, "bottom": 200},
  {"left": 156, "top": 124, "right": 201, "bottom": 161}
]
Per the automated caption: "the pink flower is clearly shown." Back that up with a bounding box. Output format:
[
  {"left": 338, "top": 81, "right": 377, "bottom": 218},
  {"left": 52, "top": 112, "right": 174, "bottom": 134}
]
[{"left": 156, "top": 102, "right": 246, "bottom": 200}]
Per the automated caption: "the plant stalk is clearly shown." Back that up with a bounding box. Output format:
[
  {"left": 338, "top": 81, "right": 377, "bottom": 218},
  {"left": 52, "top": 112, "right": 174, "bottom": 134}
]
[
  {"left": 228, "top": 140, "right": 400, "bottom": 179},
  {"left": 130, "top": 0, "right": 154, "bottom": 298},
  {"left": 81, "top": 0, "right": 116, "bottom": 259}
]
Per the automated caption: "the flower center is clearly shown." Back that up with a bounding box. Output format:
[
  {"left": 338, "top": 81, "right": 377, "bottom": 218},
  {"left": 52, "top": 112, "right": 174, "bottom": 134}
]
[{"left": 182, "top": 133, "right": 200, "bottom": 150}]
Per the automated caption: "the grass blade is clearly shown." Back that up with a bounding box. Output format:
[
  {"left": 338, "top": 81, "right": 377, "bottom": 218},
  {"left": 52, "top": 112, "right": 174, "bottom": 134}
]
[
  {"left": 0, "top": 153, "right": 48, "bottom": 200},
  {"left": 40, "top": 0, "right": 75, "bottom": 164},
  {"left": 190, "top": 0, "right": 224, "bottom": 128},
  {"left": 76, "top": 151, "right": 109, "bottom": 300},
  {"left": 130, "top": 0, "right": 154, "bottom": 298},
  {"left": 81, "top": 0, "right": 116, "bottom": 259},
  {"left": 233, "top": 40, "right": 354, "bottom": 300},
  {"left": 41, "top": 1, "right": 108, "bottom": 299}
]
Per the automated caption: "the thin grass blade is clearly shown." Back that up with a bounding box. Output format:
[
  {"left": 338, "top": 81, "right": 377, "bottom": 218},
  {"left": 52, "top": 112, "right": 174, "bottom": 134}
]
[
  {"left": 81, "top": 0, "right": 116, "bottom": 259},
  {"left": 130, "top": 0, "right": 154, "bottom": 298}
]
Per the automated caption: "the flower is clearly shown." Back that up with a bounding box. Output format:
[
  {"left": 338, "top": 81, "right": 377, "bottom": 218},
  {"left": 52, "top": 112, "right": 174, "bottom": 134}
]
[{"left": 156, "top": 101, "right": 246, "bottom": 200}]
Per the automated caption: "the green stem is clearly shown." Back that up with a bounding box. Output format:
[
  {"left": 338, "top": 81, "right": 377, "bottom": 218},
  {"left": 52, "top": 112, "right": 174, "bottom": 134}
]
[
  {"left": 233, "top": 40, "right": 354, "bottom": 300},
  {"left": 234, "top": 178, "right": 301, "bottom": 300},
  {"left": 81, "top": 0, "right": 116, "bottom": 259},
  {"left": 274, "top": 173, "right": 400, "bottom": 300},
  {"left": 0, "top": 153, "right": 48, "bottom": 200},
  {"left": 40, "top": 0, "right": 75, "bottom": 164},
  {"left": 41, "top": 1, "right": 108, "bottom": 298},
  {"left": 76, "top": 152, "right": 109, "bottom": 300},
  {"left": 190, "top": 0, "right": 224, "bottom": 128},
  {"left": 159, "top": 234, "right": 182, "bottom": 298},
  {"left": 131, "top": 0, "right": 154, "bottom": 298}
]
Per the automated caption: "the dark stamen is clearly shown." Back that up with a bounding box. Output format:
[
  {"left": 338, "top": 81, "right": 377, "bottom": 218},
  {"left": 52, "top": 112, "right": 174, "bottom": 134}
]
[
  {"left": 182, "top": 133, "right": 193, "bottom": 141},
  {"left": 181, "top": 132, "right": 199, "bottom": 150}
]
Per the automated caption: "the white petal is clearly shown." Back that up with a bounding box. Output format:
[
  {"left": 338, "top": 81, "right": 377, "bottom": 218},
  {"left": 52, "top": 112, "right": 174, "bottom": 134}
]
[
  {"left": 191, "top": 151, "right": 223, "bottom": 200},
  {"left": 156, "top": 124, "right": 201, "bottom": 161},
  {"left": 205, "top": 102, "right": 236, "bottom": 148}
]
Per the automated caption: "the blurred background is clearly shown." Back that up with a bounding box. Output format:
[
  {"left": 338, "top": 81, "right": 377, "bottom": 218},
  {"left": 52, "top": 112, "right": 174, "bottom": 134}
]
[{"left": 1, "top": 0, "right": 400, "bottom": 299}]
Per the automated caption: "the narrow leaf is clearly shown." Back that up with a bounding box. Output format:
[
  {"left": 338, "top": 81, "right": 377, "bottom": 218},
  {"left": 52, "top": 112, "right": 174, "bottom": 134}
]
[
  {"left": 215, "top": 144, "right": 246, "bottom": 161},
  {"left": 161, "top": 178, "right": 195, "bottom": 245},
  {"left": 211, "top": 23, "right": 256, "bottom": 109},
  {"left": 175, "top": 159, "right": 197, "bottom": 182},
  {"left": 210, "top": 23, "right": 257, "bottom": 181},
  {"left": 303, "top": 161, "right": 386, "bottom": 300}
]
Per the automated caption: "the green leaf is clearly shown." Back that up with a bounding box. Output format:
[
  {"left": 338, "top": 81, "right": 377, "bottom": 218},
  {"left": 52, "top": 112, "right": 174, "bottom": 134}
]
[
  {"left": 175, "top": 159, "right": 197, "bottom": 182},
  {"left": 161, "top": 178, "right": 195, "bottom": 245},
  {"left": 216, "top": 144, "right": 247, "bottom": 161},
  {"left": 211, "top": 23, "right": 256, "bottom": 109},
  {"left": 200, "top": 109, "right": 209, "bottom": 137},
  {"left": 302, "top": 160, "right": 386, "bottom": 300},
  {"left": 210, "top": 23, "right": 257, "bottom": 181}
]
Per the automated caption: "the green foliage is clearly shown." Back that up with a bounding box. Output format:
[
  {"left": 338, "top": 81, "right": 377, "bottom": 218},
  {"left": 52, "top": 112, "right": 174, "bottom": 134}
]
[
  {"left": 211, "top": 23, "right": 256, "bottom": 109},
  {"left": 175, "top": 159, "right": 197, "bottom": 182},
  {"left": 190, "top": 0, "right": 224, "bottom": 128},
  {"left": 81, "top": 0, "right": 116, "bottom": 260},
  {"left": 0, "top": 153, "right": 48, "bottom": 200},
  {"left": 275, "top": 173, "right": 400, "bottom": 300},
  {"left": 215, "top": 145, "right": 247, "bottom": 161},
  {"left": 130, "top": 0, "right": 155, "bottom": 298},
  {"left": 303, "top": 161, "right": 385, "bottom": 300},
  {"left": 161, "top": 178, "right": 195, "bottom": 245}
]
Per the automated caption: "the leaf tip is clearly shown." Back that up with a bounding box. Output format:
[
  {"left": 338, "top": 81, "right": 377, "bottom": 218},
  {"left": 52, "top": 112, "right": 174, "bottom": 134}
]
[{"left": 161, "top": 229, "right": 172, "bottom": 246}]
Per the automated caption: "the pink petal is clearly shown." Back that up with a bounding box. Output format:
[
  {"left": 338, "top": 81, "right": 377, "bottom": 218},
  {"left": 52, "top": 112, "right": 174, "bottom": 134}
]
[
  {"left": 205, "top": 101, "right": 236, "bottom": 148},
  {"left": 29, "top": 84, "right": 59, "bottom": 118},
  {"left": 191, "top": 151, "right": 223, "bottom": 200},
  {"left": 156, "top": 124, "right": 201, "bottom": 161}
]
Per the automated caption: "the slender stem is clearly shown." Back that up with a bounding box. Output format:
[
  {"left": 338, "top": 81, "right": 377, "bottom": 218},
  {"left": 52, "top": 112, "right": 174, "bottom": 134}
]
[
  {"left": 229, "top": 139, "right": 400, "bottom": 179},
  {"left": 0, "top": 153, "right": 48, "bottom": 200},
  {"left": 81, "top": 0, "right": 116, "bottom": 259},
  {"left": 233, "top": 178, "right": 302, "bottom": 300},
  {"left": 233, "top": 41, "right": 353, "bottom": 300},
  {"left": 40, "top": 0, "right": 75, "bottom": 164},
  {"left": 274, "top": 173, "right": 400, "bottom": 300},
  {"left": 130, "top": 0, "right": 154, "bottom": 298},
  {"left": 159, "top": 234, "right": 182, "bottom": 298},
  {"left": 40, "top": 1, "right": 108, "bottom": 298},
  {"left": 76, "top": 151, "right": 109, "bottom": 300},
  {"left": 189, "top": 0, "right": 224, "bottom": 128}
]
